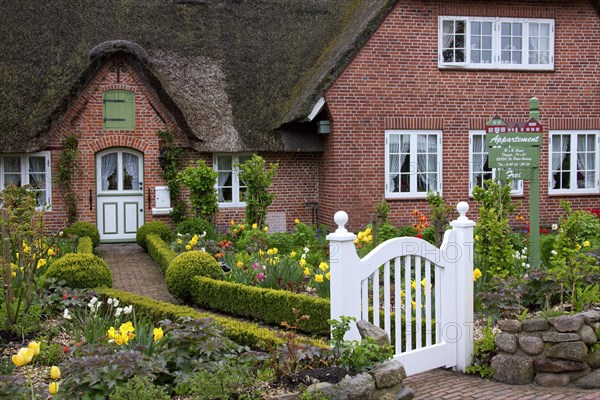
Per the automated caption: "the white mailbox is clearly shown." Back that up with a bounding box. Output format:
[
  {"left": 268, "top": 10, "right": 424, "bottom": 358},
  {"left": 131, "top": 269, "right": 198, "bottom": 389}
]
[{"left": 152, "top": 186, "right": 172, "bottom": 215}]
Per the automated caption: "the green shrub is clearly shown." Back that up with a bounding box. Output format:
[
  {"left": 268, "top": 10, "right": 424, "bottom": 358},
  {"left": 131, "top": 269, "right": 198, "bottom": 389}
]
[
  {"left": 109, "top": 376, "right": 170, "bottom": 400},
  {"left": 94, "top": 288, "right": 326, "bottom": 350},
  {"left": 176, "top": 217, "right": 217, "bottom": 240},
  {"left": 192, "top": 276, "right": 330, "bottom": 335},
  {"left": 136, "top": 221, "right": 173, "bottom": 249},
  {"left": 76, "top": 236, "right": 94, "bottom": 254},
  {"left": 65, "top": 221, "right": 100, "bottom": 248},
  {"left": 378, "top": 222, "right": 399, "bottom": 243},
  {"left": 45, "top": 253, "right": 112, "bottom": 288},
  {"left": 146, "top": 234, "right": 177, "bottom": 274},
  {"left": 267, "top": 232, "right": 295, "bottom": 254},
  {"left": 398, "top": 226, "right": 418, "bottom": 237},
  {"left": 167, "top": 251, "right": 224, "bottom": 301}
]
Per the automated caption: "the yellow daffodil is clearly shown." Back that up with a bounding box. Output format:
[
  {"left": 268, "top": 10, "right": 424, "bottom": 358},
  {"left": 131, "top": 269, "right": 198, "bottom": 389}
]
[
  {"left": 258, "top": 249, "right": 264, "bottom": 256},
  {"left": 47, "top": 248, "right": 55, "bottom": 257},
  {"left": 473, "top": 268, "right": 482, "bottom": 282},
  {"left": 107, "top": 326, "right": 116, "bottom": 339},
  {"left": 475, "top": 235, "right": 480, "bottom": 241},
  {"left": 37, "top": 259, "right": 47, "bottom": 269},
  {"left": 50, "top": 366, "right": 61, "bottom": 380},
  {"left": 290, "top": 251, "right": 297, "bottom": 257},
  {"left": 411, "top": 301, "right": 417, "bottom": 309},
  {"left": 153, "top": 327, "right": 164, "bottom": 342},
  {"left": 236, "top": 261, "right": 244, "bottom": 268},
  {"left": 326, "top": 272, "right": 330, "bottom": 280},
  {"left": 411, "top": 280, "right": 416, "bottom": 290},
  {"left": 315, "top": 274, "right": 324, "bottom": 283},
  {"left": 576, "top": 244, "right": 582, "bottom": 251},
  {"left": 11, "top": 271, "right": 16, "bottom": 277},
  {"left": 584, "top": 241, "right": 590, "bottom": 247},
  {"left": 303, "top": 267, "right": 310, "bottom": 276},
  {"left": 299, "top": 258, "right": 307, "bottom": 267},
  {"left": 12, "top": 347, "right": 34, "bottom": 367},
  {"left": 185, "top": 245, "right": 192, "bottom": 251},
  {"left": 252, "top": 223, "right": 258, "bottom": 229},
  {"left": 263, "top": 226, "right": 269, "bottom": 233},
  {"left": 177, "top": 239, "right": 182, "bottom": 245},
  {"left": 400, "top": 290, "right": 406, "bottom": 297},
  {"left": 49, "top": 381, "right": 59, "bottom": 395},
  {"left": 354, "top": 238, "right": 359, "bottom": 244},
  {"left": 28, "top": 341, "right": 40, "bottom": 357},
  {"left": 319, "top": 262, "right": 329, "bottom": 271},
  {"left": 294, "top": 218, "right": 300, "bottom": 224}
]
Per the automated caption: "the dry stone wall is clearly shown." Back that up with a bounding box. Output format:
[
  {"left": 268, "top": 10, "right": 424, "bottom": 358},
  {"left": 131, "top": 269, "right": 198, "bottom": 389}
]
[{"left": 491, "top": 311, "right": 600, "bottom": 389}]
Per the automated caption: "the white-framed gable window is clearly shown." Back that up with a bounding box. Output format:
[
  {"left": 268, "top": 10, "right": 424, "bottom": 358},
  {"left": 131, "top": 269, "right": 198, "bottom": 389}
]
[
  {"left": 0, "top": 152, "right": 52, "bottom": 209},
  {"left": 214, "top": 154, "right": 252, "bottom": 206},
  {"left": 385, "top": 131, "right": 442, "bottom": 198},
  {"left": 549, "top": 131, "right": 599, "bottom": 194},
  {"left": 439, "top": 16, "right": 554, "bottom": 70},
  {"left": 469, "top": 131, "right": 523, "bottom": 195}
]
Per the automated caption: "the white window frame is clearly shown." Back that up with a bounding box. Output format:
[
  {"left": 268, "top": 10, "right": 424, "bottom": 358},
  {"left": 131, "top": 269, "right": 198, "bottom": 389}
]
[
  {"left": 548, "top": 130, "right": 600, "bottom": 195},
  {"left": 469, "top": 131, "right": 523, "bottom": 196},
  {"left": 0, "top": 152, "right": 52, "bottom": 210},
  {"left": 438, "top": 16, "right": 555, "bottom": 70},
  {"left": 213, "top": 154, "right": 252, "bottom": 207},
  {"left": 385, "top": 130, "right": 442, "bottom": 199}
]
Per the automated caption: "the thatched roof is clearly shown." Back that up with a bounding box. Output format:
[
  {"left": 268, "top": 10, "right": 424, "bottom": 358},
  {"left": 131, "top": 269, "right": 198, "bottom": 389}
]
[{"left": 0, "top": 0, "right": 395, "bottom": 153}]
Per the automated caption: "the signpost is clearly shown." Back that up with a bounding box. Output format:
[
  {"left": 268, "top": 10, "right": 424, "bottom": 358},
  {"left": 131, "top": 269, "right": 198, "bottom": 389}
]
[{"left": 486, "top": 98, "right": 542, "bottom": 268}]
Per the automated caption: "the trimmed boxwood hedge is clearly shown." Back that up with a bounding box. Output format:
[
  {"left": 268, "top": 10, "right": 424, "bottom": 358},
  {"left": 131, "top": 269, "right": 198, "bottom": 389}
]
[
  {"left": 65, "top": 221, "right": 100, "bottom": 248},
  {"left": 45, "top": 253, "right": 112, "bottom": 289},
  {"left": 192, "top": 276, "right": 331, "bottom": 335},
  {"left": 147, "top": 234, "right": 177, "bottom": 274},
  {"left": 94, "top": 288, "right": 327, "bottom": 351},
  {"left": 76, "top": 236, "right": 94, "bottom": 254},
  {"left": 136, "top": 221, "right": 173, "bottom": 249}
]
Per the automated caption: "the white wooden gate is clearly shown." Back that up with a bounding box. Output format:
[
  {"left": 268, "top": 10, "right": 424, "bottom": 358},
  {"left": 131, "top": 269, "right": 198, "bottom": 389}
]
[{"left": 327, "top": 202, "right": 475, "bottom": 376}]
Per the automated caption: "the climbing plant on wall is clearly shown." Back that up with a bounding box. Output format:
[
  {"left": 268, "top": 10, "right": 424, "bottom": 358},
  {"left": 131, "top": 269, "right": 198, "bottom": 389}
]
[
  {"left": 55, "top": 134, "right": 78, "bottom": 223},
  {"left": 157, "top": 130, "right": 186, "bottom": 223}
]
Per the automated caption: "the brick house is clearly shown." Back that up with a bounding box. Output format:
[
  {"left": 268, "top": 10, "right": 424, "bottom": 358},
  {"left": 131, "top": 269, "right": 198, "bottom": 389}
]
[{"left": 0, "top": 0, "right": 598, "bottom": 242}]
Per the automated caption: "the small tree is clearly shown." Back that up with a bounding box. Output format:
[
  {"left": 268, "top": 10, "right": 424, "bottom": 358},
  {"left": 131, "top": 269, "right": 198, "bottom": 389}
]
[
  {"left": 426, "top": 191, "right": 454, "bottom": 247},
  {"left": 238, "top": 155, "right": 278, "bottom": 228},
  {"left": 177, "top": 160, "right": 218, "bottom": 223}
]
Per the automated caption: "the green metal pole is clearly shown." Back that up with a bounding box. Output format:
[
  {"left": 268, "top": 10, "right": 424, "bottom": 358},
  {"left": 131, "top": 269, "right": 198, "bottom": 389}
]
[{"left": 529, "top": 167, "right": 540, "bottom": 268}]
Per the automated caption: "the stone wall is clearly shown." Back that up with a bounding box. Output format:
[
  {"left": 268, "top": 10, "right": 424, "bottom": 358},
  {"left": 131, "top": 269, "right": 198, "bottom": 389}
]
[{"left": 491, "top": 311, "right": 600, "bottom": 389}]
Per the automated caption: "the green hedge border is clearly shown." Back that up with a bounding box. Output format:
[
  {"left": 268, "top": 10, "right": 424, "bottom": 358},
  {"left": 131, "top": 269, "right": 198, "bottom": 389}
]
[
  {"left": 76, "top": 236, "right": 94, "bottom": 254},
  {"left": 94, "top": 288, "right": 327, "bottom": 351},
  {"left": 145, "top": 234, "right": 332, "bottom": 335}
]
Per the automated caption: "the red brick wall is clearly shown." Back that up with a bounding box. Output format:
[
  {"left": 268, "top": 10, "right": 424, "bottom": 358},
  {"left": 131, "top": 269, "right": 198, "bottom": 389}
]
[
  {"left": 44, "top": 57, "right": 188, "bottom": 232},
  {"left": 43, "top": 56, "right": 320, "bottom": 236},
  {"left": 322, "top": 0, "right": 600, "bottom": 232}
]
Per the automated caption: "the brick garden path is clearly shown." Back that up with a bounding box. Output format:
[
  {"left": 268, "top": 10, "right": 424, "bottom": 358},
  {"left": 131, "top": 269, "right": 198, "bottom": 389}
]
[{"left": 98, "top": 243, "right": 600, "bottom": 400}]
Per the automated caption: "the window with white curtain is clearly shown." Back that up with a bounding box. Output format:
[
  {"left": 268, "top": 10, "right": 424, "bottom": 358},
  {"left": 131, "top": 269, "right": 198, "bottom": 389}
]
[
  {"left": 549, "top": 131, "right": 599, "bottom": 194},
  {"left": 439, "top": 16, "right": 554, "bottom": 70},
  {"left": 214, "top": 154, "right": 252, "bottom": 206},
  {"left": 0, "top": 152, "right": 51, "bottom": 208},
  {"left": 385, "top": 131, "right": 442, "bottom": 198},
  {"left": 469, "top": 131, "right": 523, "bottom": 195}
]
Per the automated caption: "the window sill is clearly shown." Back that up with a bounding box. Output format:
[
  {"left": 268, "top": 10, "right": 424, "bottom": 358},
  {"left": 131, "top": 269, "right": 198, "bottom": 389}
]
[
  {"left": 548, "top": 191, "right": 600, "bottom": 197},
  {"left": 438, "top": 65, "right": 554, "bottom": 72},
  {"left": 218, "top": 203, "right": 246, "bottom": 208}
]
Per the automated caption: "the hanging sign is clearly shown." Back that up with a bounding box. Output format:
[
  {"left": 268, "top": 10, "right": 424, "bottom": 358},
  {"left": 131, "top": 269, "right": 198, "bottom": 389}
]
[
  {"left": 485, "top": 133, "right": 543, "bottom": 148},
  {"left": 488, "top": 147, "right": 540, "bottom": 169}
]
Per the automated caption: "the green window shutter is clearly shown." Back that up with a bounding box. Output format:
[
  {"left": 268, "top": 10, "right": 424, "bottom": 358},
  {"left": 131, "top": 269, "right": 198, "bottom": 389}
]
[{"left": 103, "top": 90, "right": 135, "bottom": 130}]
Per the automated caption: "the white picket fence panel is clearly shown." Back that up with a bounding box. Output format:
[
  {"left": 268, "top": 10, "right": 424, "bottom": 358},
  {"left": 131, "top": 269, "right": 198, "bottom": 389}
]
[{"left": 327, "top": 202, "right": 475, "bottom": 376}]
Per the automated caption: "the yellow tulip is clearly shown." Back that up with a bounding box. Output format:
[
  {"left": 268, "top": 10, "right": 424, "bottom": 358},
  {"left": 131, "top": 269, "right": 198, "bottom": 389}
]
[
  {"left": 50, "top": 365, "right": 61, "bottom": 380},
  {"left": 49, "top": 381, "right": 59, "bottom": 395},
  {"left": 294, "top": 218, "right": 300, "bottom": 224},
  {"left": 236, "top": 261, "right": 244, "bottom": 268},
  {"left": 12, "top": 347, "right": 34, "bottom": 367},
  {"left": 239, "top": 224, "right": 245, "bottom": 230},
  {"left": 263, "top": 226, "right": 269, "bottom": 233},
  {"left": 229, "top": 220, "right": 235, "bottom": 226},
  {"left": 28, "top": 341, "right": 40, "bottom": 357},
  {"left": 153, "top": 327, "right": 164, "bottom": 342},
  {"left": 252, "top": 223, "right": 258, "bottom": 229}
]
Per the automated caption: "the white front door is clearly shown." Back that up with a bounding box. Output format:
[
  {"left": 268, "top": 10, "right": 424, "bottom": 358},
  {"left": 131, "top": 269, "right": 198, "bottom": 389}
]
[{"left": 96, "top": 148, "right": 145, "bottom": 242}]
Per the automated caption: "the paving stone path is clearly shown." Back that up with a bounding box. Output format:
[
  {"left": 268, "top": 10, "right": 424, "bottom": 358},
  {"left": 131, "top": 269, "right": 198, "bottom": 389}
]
[{"left": 98, "top": 243, "right": 600, "bottom": 400}]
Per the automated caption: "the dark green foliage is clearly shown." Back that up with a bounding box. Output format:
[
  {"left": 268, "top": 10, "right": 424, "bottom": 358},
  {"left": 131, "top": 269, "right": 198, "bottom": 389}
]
[
  {"left": 157, "top": 130, "right": 186, "bottom": 224},
  {"left": 45, "top": 253, "right": 112, "bottom": 288},
  {"left": 76, "top": 236, "right": 94, "bottom": 254},
  {"left": 55, "top": 134, "right": 79, "bottom": 223},
  {"left": 377, "top": 222, "right": 399, "bottom": 243},
  {"left": 397, "top": 225, "right": 418, "bottom": 237},
  {"left": 109, "top": 376, "right": 171, "bottom": 400},
  {"left": 466, "top": 317, "right": 497, "bottom": 378},
  {"left": 238, "top": 155, "right": 278, "bottom": 228},
  {"left": 267, "top": 232, "right": 296, "bottom": 254},
  {"left": 426, "top": 191, "right": 454, "bottom": 247},
  {"left": 192, "top": 276, "right": 330, "bottom": 335},
  {"left": 65, "top": 221, "right": 101, "bottom": 248},
  {"left": 146, "top": 234, "right": 177, "bottom": 274},
  {"left": 166, "top": 251, "right": 224, "bottom": 301},
  {"left": 136, "top": 221, "right": 173, "bottom": 249},
  {"left": 177, "top": 160, "right": 219, "bottom": 222},
  {"left": 421, "top": 227, "right": 436, "bottom": 245},
  {"left": 176, "top": 217, "right": 217, "bottom": 240},
  {"left": 188, "top": 361, "right": 264, "bottom": 399}
]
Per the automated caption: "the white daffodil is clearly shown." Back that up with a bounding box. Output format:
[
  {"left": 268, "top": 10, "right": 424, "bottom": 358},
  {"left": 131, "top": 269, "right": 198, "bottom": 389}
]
[
  {"left": 123, "top": 305, "right": 133, "bottom": 315},
  {"left": 63, "top": 308, "right": 72, "bottom": 320}
]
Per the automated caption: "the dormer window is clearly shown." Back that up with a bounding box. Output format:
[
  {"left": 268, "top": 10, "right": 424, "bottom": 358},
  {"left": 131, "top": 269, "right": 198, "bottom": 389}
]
[{"left": 103, "top": 90, "right": 135, "bottom": 130}]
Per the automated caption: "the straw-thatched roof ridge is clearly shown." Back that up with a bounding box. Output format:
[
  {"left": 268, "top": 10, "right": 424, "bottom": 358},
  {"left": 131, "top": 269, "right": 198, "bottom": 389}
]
[{"left": 0, "top": 0, "right": 395, "bottom": 153}]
